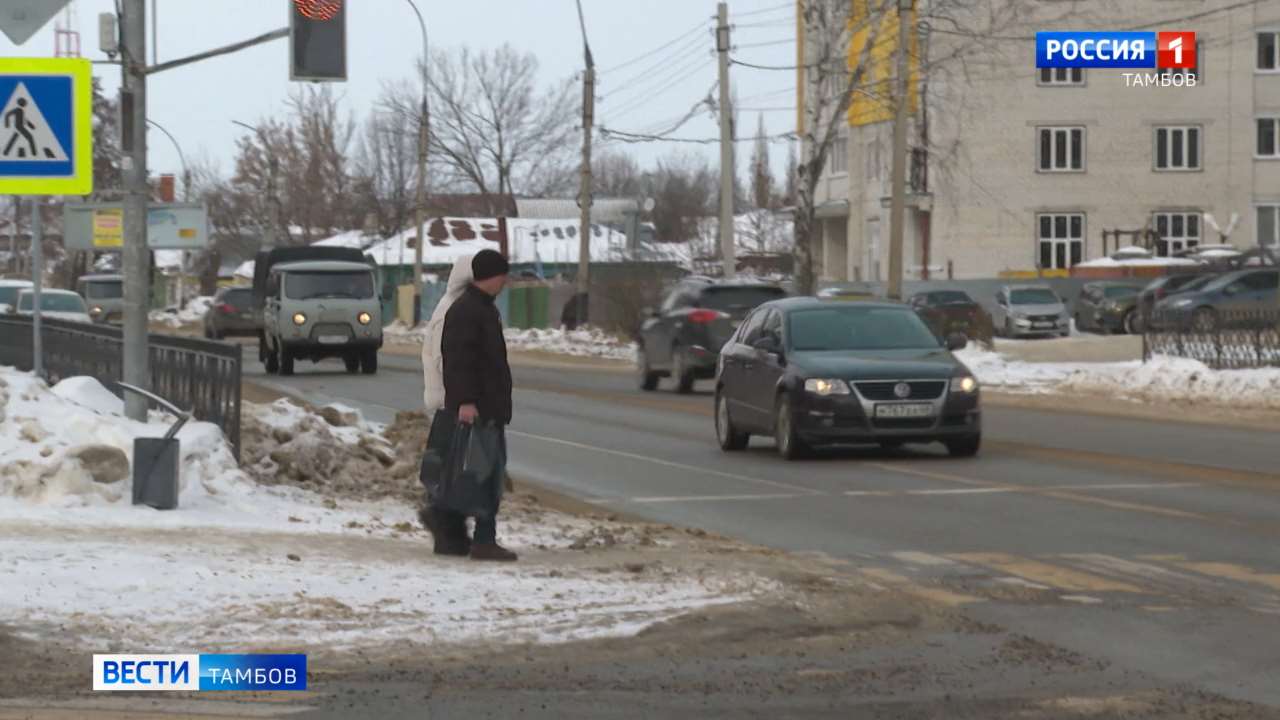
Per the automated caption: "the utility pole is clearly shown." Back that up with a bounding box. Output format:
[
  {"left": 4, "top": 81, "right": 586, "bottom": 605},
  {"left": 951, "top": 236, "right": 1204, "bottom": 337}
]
[
  {"left": 406, "top": 0, "right": 429, "bottom": 326},
  {"left": 716, "top": 2, "right": 736, "bottom": 279},
  {"left": 574, "top": 0, "right": 594, "bottom": 327},
  {"left": 886, "top": 0, "right": 912, "bottom": 301},
  {"left": 121, "top": 0, "right": 149, "bottom": 421},
  {"left": 30, "top": 199, "right": 43, "bottom": 379}
]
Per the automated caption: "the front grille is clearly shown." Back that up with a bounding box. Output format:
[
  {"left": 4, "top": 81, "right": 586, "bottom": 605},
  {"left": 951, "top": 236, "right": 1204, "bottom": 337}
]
[
  {"left": 1028, "top": 314, "right": 1060, "bottom": 323},
  {"left": 854, "top": 380, "right": 946, "bottom": 401},
  {"left": 872, "top": 418, "right": 935, "bottom": 430}
]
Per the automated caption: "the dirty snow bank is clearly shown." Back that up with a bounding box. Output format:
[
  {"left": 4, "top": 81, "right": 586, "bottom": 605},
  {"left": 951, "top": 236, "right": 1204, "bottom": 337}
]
[
  {"left": 386, "top": 321, "right": 635, "bottom": 361},
  {"left": 956, "top": 346, "right": 1280, "bottom": 409},
  {"left": 150, "top": 295, "right": 216, "bottom": 328}
]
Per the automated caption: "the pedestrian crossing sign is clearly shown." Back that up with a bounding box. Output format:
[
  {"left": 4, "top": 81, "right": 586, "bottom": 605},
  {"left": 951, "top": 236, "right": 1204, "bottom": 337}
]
[{"left": 0, "top": 58, "right": 92, "bottom": 196}]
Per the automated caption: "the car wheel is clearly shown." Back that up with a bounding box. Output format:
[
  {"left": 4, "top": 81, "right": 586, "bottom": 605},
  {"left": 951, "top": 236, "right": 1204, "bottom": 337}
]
[
  {"left": 361, "top": 349, "right": 378, "bottom": 375},
  {"left": 279, "top": 346, "right": 295, "bottom": 376},
  {"left": 264, "top": 341, "right": 279, "bottom": 374},
  {"left": 774, "top": 393, "right": 808, "bottom": 461},
  {"left": 715, "top": 389, "right": 749, "bottom": 451},
  {"left": 636, "top": 346, "right": 659, "bottom": 391},
  {"left": 672, "top": 346, "right": 695, "bottom": 394},
  {"left": 1192, "top": 307, "right": 1218, "bottom": 333},
  {"left": 344, "top": 354, "right": 360, "bottom": 374},
  {"left": 945, "top": 435, "right": 981, "bottom": 458},
  {"left": 1122, "top": 310, "right": 1141, "bottom": 335}
]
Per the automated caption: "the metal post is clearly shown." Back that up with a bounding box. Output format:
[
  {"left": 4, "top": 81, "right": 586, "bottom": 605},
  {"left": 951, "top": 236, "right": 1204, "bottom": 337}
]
[
  {"left": 30, "top": 199, "right": 43, "bottom": 380},
  {"left": 575, "top": 0, "right": 594, "bottom": 328},
  {"left": 122, "top": 0, "right": 150, "bottom": 421},
  {"left": 717, "top": 2, "right": 736, "bottom": 279},
  {"left": 886, "top": 0, "right": 912, "bottom": 301},
  {"left": 406, "top": 0, "right": 429, "bottom": 327}
]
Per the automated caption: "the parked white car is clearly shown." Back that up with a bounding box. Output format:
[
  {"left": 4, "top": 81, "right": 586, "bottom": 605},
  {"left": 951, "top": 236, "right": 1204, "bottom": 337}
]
[
  {"left": 12, "top": 289, "right": 94, "bottom": 324},
  {"left": 0, "top": 279, "right": 33, "bottom": 314},
  {"left": 992, "top": 285, "right": 1070, "bottom": 338}
]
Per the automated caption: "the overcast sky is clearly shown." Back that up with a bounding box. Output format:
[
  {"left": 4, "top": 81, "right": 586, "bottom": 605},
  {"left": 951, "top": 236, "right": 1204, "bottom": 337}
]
[{"left": 1, "top": 0, "right": 798, "bottom": 196}]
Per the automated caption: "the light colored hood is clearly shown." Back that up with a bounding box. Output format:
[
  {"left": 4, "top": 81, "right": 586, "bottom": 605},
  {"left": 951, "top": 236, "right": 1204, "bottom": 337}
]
[
  {"left": 422, "top": 253, "right": 476, "bottom": 411},
  {"left": 1009, "top": 303, "right": 1065, "bottom": 315}
]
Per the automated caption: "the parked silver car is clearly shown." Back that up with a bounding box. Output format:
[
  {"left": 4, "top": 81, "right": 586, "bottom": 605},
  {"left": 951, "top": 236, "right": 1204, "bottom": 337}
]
[{"left": 993, "top": 285, "right": 1070, "bottom": 338}]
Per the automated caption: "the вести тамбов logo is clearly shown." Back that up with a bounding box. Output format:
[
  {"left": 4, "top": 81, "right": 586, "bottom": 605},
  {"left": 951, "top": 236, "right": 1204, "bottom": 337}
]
[{"left": 1036, "top": 31, "right": 1197, "bottom": 88}]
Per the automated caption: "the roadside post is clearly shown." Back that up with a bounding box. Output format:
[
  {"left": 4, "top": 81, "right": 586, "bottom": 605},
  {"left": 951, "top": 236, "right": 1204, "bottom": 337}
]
[{"left": 0, "top": 57, "right": 94, "bottom": 378}]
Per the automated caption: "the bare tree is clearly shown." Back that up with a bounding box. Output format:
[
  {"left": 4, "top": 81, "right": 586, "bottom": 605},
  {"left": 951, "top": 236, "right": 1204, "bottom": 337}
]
[
  {"left": 646, "top": 152, "right": 716, "bottom": 246},
  {"left": 354, "top": 101, "right": 417, "bottom": 238},
  {"left": 749, "top": 113, "right": 775, "bottom": 210},
  {"left": 592, "top": 149, "right": 644, "bottom": 198}
]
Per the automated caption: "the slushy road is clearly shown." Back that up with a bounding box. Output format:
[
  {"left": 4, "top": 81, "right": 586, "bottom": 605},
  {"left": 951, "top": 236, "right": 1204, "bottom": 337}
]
[{"left": 247, "top": 348, "right": 1280, "bottom": 709}]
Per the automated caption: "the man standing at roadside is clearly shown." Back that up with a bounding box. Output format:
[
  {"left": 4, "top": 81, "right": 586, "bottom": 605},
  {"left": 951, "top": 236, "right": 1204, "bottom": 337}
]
[{"left": 439, "top": 249, "right": 517, "bottom": 562}]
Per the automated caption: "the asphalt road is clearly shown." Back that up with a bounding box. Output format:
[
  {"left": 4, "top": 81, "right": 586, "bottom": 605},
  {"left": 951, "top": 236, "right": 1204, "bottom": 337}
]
[{"left": 245, "top": 348, "right": 1280, "bottom": 713}]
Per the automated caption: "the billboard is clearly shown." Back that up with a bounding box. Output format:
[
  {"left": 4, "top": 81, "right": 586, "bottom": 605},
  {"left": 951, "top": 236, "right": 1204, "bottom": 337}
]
[{"left": 63, "top": 202, "right": 209, "bottom": 251}]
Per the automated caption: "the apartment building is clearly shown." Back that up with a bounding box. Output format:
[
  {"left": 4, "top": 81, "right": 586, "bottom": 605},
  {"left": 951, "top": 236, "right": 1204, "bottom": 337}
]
[{"left": 806, "top": 0, "right": 1280, "bottom": 281}]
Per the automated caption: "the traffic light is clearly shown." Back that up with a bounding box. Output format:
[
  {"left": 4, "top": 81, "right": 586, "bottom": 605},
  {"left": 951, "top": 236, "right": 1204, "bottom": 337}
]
[{"left": 290, "top": 0, "right": 346, "bottom": 82}]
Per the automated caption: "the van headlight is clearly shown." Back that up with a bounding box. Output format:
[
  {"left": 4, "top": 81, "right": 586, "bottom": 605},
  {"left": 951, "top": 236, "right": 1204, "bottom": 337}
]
[
  {"left": 292, "top": 312, "right": 307, "bottom": 326},
  {"left": 804, "top": 378, "right": 851, "bottom": 396},
  {"left": 953, "top": 374, "right": 978, "bottom": 393},
  {"left": 357, "top": 311, "right": 372, "bottom": 325},
  {"left": 91, "top": 306, "right": 103, "bottom": 315}
]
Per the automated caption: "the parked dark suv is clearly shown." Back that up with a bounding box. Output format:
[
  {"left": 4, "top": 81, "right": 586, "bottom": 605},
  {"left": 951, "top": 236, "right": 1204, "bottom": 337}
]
[
  {"left": 203, "top": 286, "right": 260, "bottom": 340},
  {"left": 714, "top": 298, "right": 980, "bottom": 460},
  {"left": 637, "top": 277, "right": 787, "bottom": 393}
]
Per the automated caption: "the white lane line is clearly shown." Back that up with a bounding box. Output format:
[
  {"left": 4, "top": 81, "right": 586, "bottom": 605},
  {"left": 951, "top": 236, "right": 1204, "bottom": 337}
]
[
  {"left": 996, "top": 577, "right": 1052, "bottom": 590},
  {"left": 845, "top": 482, "right": 1200, "bottom": 499},
  {"left": 1060, "top": 595, "right": 1104, "bottom": 605},
  {"left": 891, "top": 551, "right": 956, "bottom": 567},
  {"left": 627, "top": 493, "right": 808, "bottom": 504},
  {"left": 506, "top": 429, "right": 822, "bottom": 495},
  {"left": 906, "top": 488, "right": 1009, "bottom": 496}
]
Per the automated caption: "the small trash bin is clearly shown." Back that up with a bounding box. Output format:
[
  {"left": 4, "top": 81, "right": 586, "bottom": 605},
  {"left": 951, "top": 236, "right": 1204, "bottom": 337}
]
[{"left": 118, "top": 383, "right": 191, "bottom": 511}]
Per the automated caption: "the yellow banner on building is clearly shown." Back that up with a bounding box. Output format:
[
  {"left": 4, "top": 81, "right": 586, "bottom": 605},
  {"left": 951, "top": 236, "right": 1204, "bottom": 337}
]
[
  {"left": 848, "top": 0, "right": 919, "bottom": 127},
  {"left": 92, "top": 208, "right": 124, "bottom": 248}
]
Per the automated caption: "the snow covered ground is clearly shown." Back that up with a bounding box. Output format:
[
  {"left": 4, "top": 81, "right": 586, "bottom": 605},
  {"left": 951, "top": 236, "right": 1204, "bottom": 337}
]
[
  {"left": 386, "top": 322, "right": 637, "bottom": 362},
  {"left": 0, "top": 366, "right": 771, "bottom": 652},
  {"left": 150, "top": 295, "right": 215, "bottom": 328},
  {"left": 957, "top": 345, "right": 1280, "bottom": 410}
]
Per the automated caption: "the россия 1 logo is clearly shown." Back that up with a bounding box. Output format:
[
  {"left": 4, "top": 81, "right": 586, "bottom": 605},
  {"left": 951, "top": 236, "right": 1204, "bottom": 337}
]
[{"left": 1037, "top": 31, "right": 1197, "bottom": 87}]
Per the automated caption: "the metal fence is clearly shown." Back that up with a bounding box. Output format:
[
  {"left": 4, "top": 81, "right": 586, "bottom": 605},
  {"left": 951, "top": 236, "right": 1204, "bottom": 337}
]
[
  {"left": 1143, "top": 309, "right": 1280, "bottom": 369},
  {"left": 0, "top": 316, "right": 242, "bottom": 459}
]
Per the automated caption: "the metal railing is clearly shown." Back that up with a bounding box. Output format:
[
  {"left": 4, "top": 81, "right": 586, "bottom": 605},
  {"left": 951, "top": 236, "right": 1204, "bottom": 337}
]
[
  {"left": 0, "top": 316, "right": 242, "bottom": 459},
  {"left": 1143, "top": 308, "right": 1280, "bottom": 369}
]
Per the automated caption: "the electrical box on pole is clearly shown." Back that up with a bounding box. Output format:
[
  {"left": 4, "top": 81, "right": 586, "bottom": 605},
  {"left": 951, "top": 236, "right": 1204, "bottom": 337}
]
[
  {"left": 290, "top": 0, "right": 346, "bottom": 82},
  {"left": 98, "top": 13, "right": 118, "bottom": 57}
]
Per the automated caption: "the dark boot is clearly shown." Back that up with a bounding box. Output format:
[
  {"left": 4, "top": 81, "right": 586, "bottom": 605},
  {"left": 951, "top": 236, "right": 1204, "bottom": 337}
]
[
  {"left": 470, "top": 543, "right": 518, "bottom": 562},
  {"left": 422, "top": 507, "right": 470, "bottom": 557}
]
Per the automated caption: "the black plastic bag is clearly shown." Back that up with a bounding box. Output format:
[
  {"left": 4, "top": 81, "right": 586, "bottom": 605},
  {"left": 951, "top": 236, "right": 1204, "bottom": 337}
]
[{"left": 419, "top": 410, "right": 504, "bottom": 518}]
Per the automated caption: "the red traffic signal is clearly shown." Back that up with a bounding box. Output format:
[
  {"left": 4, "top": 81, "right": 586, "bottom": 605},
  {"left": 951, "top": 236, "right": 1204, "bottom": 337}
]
[{"left": 290, "top": 0, "right": 346, "bottom": 81}]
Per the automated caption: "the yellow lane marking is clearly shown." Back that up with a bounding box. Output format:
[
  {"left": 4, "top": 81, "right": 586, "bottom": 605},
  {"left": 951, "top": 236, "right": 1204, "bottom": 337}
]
[
  {"left": 1169, "top": 561, "right": 1280, "bottom": 593},
  {"left": 947, "top": 553, "right": 1143, "bottom": 593},
  {"left": 858, "top": 567, "right": 980, "bottom": 607}
]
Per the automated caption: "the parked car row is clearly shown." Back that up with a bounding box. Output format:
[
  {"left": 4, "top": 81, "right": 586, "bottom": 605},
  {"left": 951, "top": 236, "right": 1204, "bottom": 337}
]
[
  {"left": 0, "top": 280, "right": 93, "bottom": 323},
  {"left": 1077, "top": 267, "right": 1278, "bottom": 335}
]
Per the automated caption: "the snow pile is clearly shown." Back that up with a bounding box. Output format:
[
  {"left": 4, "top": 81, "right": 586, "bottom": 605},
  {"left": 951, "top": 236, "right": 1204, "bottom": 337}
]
[
  {"left": 383, "top": 320, "right": 426, "bottom": 346},
  {"left": 505, "top": 327, "right": 636, "bottom": 361},
  {"left": 956, "top": 345, "right": 1280, "bottom": 409},
  {"left": 150, "top": 295, "right": 216, "bottom": 328}
]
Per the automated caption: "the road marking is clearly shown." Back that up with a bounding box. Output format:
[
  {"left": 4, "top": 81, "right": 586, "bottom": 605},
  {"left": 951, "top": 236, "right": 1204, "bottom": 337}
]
[
  {"left": 845, "top": 482, "right": 1199, "bottom": 500},
  {"left": 1060, "top": 595, "right": 1104, "bottom": 604},
  {"left": 996, "top": 577, "right": 1052, "bottom": 590},
  {"left": 1168, "top": 561, "right": 1280, "bottom": 593},
  {"left": 507, "top": 429, "right": 821, "bottom": 495},
  {"left": 858, "top": 567, "right": 979, "bottom": 607},
  {"left": 947, "top": 553, "right": 1143, "bottom": 593},
  {"left": 844, "top": 490, "right": 895, "bottom": 497},
  {"left": 890, "top": 551, "right": 956, "bottom": 567},
  {"left": 1060, "top": 553, "right": 1207, "bottom": 591},
  {"left": 626, "top": 493, "right": 809, "bottom": 504}
]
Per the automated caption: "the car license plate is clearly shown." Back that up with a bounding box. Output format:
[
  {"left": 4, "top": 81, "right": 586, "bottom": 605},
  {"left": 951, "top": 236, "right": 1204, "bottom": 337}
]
[
  {"left": 875, "top": 403, "right": 934, "bottom": 419},
  {"left": 1034, "top": 322, "right": 1056, "bottom": 329},
  {"left": 318, "top": 335, "right": 348, "bottom": 344}
]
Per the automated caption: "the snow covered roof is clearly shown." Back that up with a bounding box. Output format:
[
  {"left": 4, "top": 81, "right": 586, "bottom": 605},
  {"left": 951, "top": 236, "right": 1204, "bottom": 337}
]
[
  {"left": 1075, "top": 256, "right": 1200, "bottom": 268},
  {"left": 515, "top": 198, "right": 642, "bottom": 223},
  {"left": 313, "top": 230, "right": 374, "bottom": 250}
]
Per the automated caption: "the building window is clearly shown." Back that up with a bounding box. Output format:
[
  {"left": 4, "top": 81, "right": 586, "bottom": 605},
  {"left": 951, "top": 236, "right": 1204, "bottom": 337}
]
[
  {"left": 1259, "top": 205, "right": 1280, "bottom": 247},
  {"left": 1259, "top": 32, "right": 1279, "bottom": 71},
  {"left": 1155, "top": 126, "right": 1201, "bottom": 170},
  {"left": 1159, "top": 41, "right": 1201, "bottom": 82},
  {"left": 1153, "top": 212, "right": 1201, "bottom": 256},
  {"left": 1037, "top": 126, "right": 1085, "bottom": 172},
  {"left": 1037, "top": 213, "right": 1084, "bottom": 270},
  {"left": 1258, "top": 118, "right": 1279, "bottom": 158},
  {"left": 828, "top": 135, "right": 848, "bottom": 175},
  {"left": 1038, "top": 67, "right": 1084, "bottom": 86}
]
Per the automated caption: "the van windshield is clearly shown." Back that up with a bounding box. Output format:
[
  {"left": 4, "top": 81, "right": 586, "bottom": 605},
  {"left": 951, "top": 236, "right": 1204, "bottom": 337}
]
[
  {"left": 85, "top": 281, "right": 123, "bottom": 299},
  {"left": 285, "top": 271, "right": 375, "bottom": 300}
]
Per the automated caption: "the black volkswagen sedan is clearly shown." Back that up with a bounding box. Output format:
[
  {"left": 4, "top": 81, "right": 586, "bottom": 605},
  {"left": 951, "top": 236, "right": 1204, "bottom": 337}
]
[{"left": 714, "top": 298, "right": 981, "bottom": 460}]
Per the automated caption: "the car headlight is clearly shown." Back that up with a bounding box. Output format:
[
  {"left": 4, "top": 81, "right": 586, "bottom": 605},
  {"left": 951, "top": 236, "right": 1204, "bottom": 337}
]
[
  {"left": 91, "top": 306, "right": 103, "bottom": 314},
  {"left": 292, "top": 312, "right": 307, "bottom": 326},
  {"left": 1011, "top": 311, "right": 1027, "bottom": 320},
  {"left": 804, "top": 378, "right": 851, "bottom": 396},
  {"left": 953, "top": 375, "right": 979, "bottom": 394},
  {"left": 357, "top": 311, "right": 372, "bottom": 325}
]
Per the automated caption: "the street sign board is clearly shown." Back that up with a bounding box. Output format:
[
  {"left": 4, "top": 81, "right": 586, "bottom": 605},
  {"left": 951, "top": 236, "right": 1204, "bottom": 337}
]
[
  {"left": 0, "top": 0, "right": 73, "bottom": 46},
  {"left": 0, "top": 57, "right": 92, "bottom": 195},
  {"left": 63, "top": 203, "right": 210, "bottom": 251}
]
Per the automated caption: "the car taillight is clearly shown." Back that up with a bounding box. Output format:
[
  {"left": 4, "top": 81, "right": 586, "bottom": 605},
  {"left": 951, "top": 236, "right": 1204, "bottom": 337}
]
[
  {"left": 218, "top": 303, "right": 236, "bottom": 314},
  {"left": 687, "top": 309, "right": 727, "bottom": 324}
]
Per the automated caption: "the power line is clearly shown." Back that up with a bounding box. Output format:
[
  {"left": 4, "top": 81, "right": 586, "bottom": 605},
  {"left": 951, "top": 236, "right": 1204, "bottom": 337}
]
[
  {"left": 599, "top": 128, "right": 797, "bottom": 145},
  {"left": 739, "top": 86, "right": 796, "bottom": 102},
  {"left": 601, "top": 38, "right": 709, "bottom": 101},
  {"left": 731, "top": 57, "right": 814, "bottom": 71},
  {"left": 600, "top": 20, "right": 711, "bottom": 75},
  {"left": 931, "top": 0, "right": 1269, "bottom": 42},
  {"left": 738, "top": 106, "right": 796, "bottom": 112},
  {"left": 735, "top": 38, "right": 795, "bottom": 50},
  {"left": 602, "top": 53, "right": 716, "bottom": 121},
  {"left": 735, "top": 2, "right": 792, "bottom": 19},
  {"left": 734, "top": 19, "right": 795, "bottom": 30}
]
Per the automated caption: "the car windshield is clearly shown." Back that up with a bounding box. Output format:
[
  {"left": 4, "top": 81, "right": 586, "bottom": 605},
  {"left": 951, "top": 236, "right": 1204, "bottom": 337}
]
[
  {"left": 927, "top": 291, "right": 973, "bottom": 305},
  {"left": 0, "top": 286, "right": 28, "bottom": 306},
  {"left": 1103, "top": 286, "right": 1140, "bottom": 299},
  {"left": 222, "top": 289, "right": 252, "bottom": 308},
  {"left": 699, "top": 286, "right": 786, "bottom": 313},
  {"left": 85, "top": 281, "right": 123, "bottom": 299},
  {"left": 18, "top": 293, "right": 86, "bottom": 313},
  {"left": 1009, "top": 288, "right": 1059, "bottom": 305},
  {"left": 787, "top": 307, "right": 941, "bottom": 352},
  {"left": 285, "top": 271, "right": 374, "bottom": 300},
  {"left": 1176, "top": 275, "right": 1215, "bottom": 292}
]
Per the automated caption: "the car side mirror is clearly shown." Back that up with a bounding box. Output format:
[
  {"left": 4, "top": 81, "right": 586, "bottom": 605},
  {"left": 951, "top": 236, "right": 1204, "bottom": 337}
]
[
  {"left": 752, "top": 335, "right": 780, "bottom": 354},
  {"left": 945, "top": 332, "right": 968, "bottom": 351}
]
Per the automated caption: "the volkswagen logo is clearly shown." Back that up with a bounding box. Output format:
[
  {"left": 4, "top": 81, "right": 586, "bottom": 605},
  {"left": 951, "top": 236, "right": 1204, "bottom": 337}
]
[{"left": 893, "top": 382, "right": 912, "bottom": 399}]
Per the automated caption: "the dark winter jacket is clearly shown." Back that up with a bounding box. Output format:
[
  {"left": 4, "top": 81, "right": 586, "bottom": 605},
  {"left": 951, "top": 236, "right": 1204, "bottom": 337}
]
[{"left": 442, "top": 284, "right": 513, "bottom": 424}]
